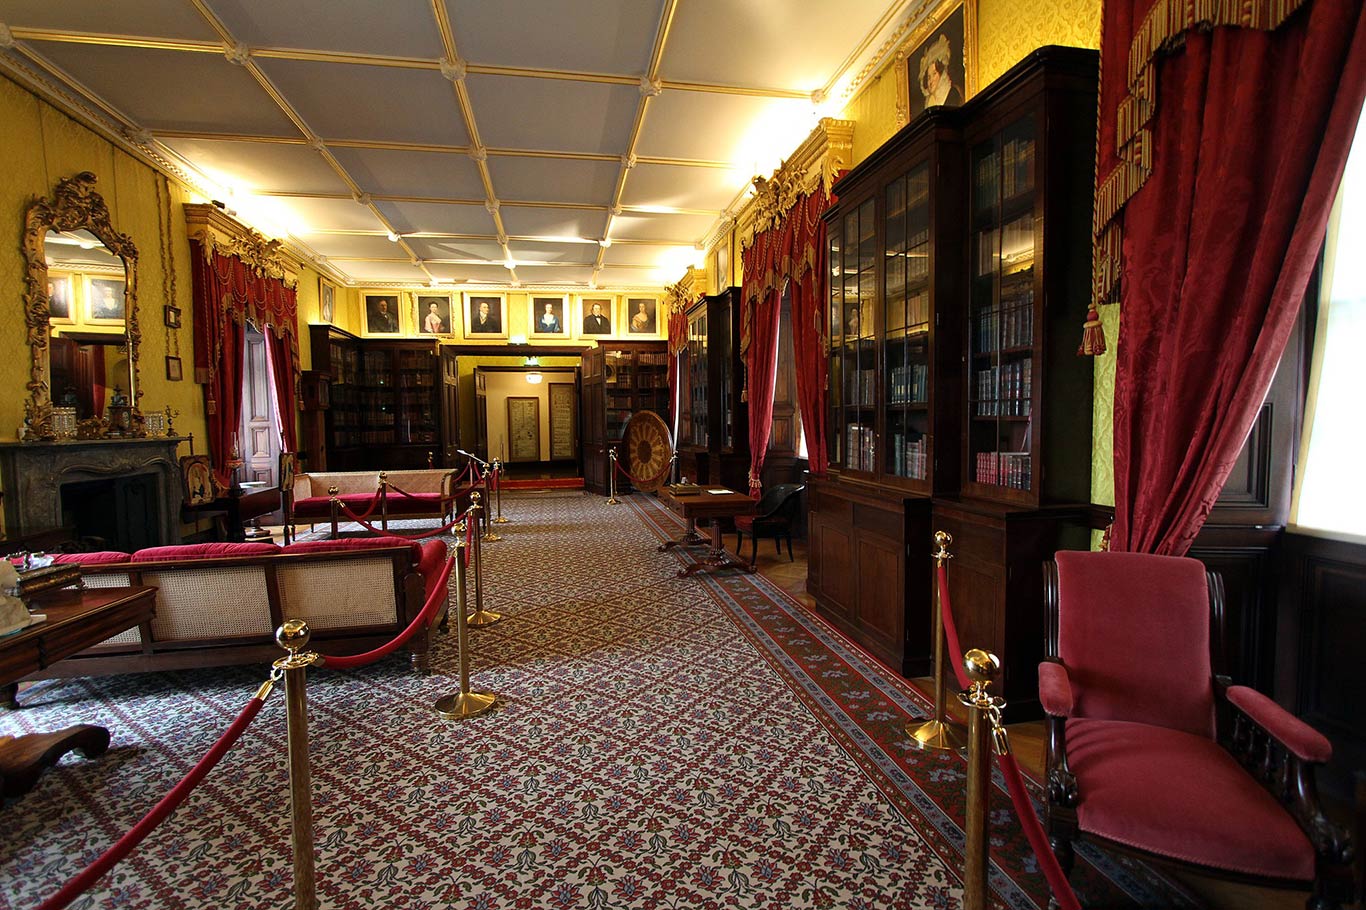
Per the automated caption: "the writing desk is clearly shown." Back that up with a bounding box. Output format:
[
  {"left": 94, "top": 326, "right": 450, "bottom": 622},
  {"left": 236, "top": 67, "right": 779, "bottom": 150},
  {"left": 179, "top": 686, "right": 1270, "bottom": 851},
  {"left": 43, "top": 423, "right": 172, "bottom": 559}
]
[{"left": 657, "top": 487, "right": 757, "bottom": 577}]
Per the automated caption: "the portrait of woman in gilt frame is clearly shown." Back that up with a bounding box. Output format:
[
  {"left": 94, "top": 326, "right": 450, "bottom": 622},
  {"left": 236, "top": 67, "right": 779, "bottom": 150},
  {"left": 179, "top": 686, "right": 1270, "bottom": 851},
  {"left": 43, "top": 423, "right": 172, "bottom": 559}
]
[{"left": 897, "top": 0, "right": 977, "bottom": 125}]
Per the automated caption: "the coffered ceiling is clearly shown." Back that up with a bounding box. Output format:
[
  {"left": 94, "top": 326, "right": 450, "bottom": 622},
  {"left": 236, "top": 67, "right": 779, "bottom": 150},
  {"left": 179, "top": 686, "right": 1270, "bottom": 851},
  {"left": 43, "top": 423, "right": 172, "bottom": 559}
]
[{"left": 0, "top": 0, "right": 932, "bottom": 290}]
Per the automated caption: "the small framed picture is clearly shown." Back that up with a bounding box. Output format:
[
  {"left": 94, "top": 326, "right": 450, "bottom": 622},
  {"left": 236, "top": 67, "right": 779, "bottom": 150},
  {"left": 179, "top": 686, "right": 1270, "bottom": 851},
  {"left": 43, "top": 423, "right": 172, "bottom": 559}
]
[
  {"left": 528, "top": 294, "right": 569, "bottom": 339},
  {"left": 180, "top": 454, "right": 216, "bottom": 506},
  {"left": 164, "top": 305, "right": 181, "bottom": 328},
  {"left": 86, "top": 276, "right": 127, "bottom": 324},
  {"left": 416, "top": 293, "right": 453, "bottom": 336},
  {"left": 463, "top": 292, "right": 508, "bottom": 340},
  {"left": 624, "top": 296, "right": 659, "bottom": 335},
  {"left": 577, "top": 295, "right": 615, "bottom": 337},
  {"left": 166, "top": 355, "right": 183, "bottom": 381},
  {"left": 363, "top": 293, "right": 402, "bottom": 335},
  {"left": 47, "top": 273, "right": 75, "bottom": 324},
  {"left": 319, "top": 277, "right": 336, "bottom": 324}
]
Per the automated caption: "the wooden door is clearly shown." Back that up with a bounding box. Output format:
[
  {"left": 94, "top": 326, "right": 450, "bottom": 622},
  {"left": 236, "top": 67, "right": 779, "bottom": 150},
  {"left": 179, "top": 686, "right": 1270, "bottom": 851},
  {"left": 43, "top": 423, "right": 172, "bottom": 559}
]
[
  {"left": 440, "top": 347, "right": 460, "bottom": 464},
  {"left": 238, "top": 327, "right": 279, "bottom": 486}
]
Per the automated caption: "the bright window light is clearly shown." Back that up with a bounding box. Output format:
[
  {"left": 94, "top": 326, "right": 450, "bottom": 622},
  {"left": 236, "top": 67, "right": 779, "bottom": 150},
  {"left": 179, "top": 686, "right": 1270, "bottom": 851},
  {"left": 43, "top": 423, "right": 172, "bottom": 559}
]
[{"left": 1290, "top": 105, "right": 1366, "bottom": 542}]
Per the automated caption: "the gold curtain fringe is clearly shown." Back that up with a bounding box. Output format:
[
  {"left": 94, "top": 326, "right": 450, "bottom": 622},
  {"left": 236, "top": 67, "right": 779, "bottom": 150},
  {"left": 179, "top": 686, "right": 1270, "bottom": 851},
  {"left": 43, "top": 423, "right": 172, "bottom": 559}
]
[{"left": 1084, "top": 0, "right": 1312, "bottom": 354}]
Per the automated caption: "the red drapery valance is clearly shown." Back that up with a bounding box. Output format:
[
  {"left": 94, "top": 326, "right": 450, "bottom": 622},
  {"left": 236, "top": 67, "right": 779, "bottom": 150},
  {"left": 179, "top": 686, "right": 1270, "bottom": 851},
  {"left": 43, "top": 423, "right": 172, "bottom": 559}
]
[
  {"left": 1102, "top": 0, "right": 1366, "bottom": 553},
  {"left": 190, "top": 241, "right": 300, "bottom": 484}
]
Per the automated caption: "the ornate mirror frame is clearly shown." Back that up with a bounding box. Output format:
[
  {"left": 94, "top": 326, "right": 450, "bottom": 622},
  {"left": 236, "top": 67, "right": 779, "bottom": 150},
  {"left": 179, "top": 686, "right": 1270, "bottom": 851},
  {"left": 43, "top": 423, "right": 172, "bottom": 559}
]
[{"left": 22, "top": 172, "right": 141, "bottom": 438}]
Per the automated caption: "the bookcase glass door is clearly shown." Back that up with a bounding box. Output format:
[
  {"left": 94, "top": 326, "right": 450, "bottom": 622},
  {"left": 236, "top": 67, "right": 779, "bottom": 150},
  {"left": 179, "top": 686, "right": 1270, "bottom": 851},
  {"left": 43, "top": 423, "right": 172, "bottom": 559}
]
[
  {"left": 360, "top": 348, "right": 396, "bottom": 446},
  {"left": 883, "top": 162, "right": 931, "bottom": 482},
  {"left": 969, "top": 113, "right": 1037, "bottom": 493},
  {"left": 685, "top": 309, "right": 708, "bottom": 448},
  {"left": 605, "top": 349, "right": 632, "bottom": 440},
  {"left": 828, "top": 197, "right": 877, "bottom": 472},
  {"left": 395, "top": 348, "right": 437, "bottom": 444},
  {"left": 329, "top": 340, "right": 360, "bottom": 449}
]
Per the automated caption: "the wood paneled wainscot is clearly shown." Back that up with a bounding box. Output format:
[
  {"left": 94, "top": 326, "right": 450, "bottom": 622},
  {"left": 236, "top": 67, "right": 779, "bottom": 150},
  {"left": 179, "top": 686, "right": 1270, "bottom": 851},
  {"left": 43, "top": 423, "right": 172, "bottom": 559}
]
[{"left": 807, "top": 476, "right": 932, "bottom": 675}]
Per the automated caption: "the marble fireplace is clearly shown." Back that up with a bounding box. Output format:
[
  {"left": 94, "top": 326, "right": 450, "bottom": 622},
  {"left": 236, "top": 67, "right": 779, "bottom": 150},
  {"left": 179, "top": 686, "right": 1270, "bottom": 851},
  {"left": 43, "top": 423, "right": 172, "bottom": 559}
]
[{"left": 0, "top": 437, "right": 186, "bottom": 550}]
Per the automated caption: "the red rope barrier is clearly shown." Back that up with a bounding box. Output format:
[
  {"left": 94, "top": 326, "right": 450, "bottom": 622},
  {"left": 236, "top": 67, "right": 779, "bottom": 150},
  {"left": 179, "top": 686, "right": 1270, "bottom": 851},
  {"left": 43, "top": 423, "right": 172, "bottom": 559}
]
[
  {"left": 464, "top": 517, "right": 474, "bottom": 567},
  {"left": 935, "top": 561, "right": 1081, "bottom": 910},
  {"left": 319, "top": 556, "right": 454, "bottom": 670},
  {"left": 38, "top": 694, "right": 268, "bottom": 910},
  {"left": 612, "top": 457, "right": 669, "bottom": 488},
  {"left": 335, "top": 501, "right": 465, "bottom": 539}
]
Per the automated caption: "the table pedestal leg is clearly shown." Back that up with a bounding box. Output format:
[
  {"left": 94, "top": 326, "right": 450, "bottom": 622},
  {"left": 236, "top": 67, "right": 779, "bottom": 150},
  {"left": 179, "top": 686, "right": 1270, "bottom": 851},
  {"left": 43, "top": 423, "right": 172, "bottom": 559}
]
[
  {"left": 658, "top": 517, "right": 707, "bottom": 551},
  {"left": 677, "top": 520, "right": 757, "bottom": 577}
]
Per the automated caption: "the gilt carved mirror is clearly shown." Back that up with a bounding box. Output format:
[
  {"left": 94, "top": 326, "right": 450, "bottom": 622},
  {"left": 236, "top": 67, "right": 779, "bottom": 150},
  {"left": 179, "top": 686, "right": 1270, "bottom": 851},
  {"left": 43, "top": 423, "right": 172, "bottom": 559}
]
[{"left": 23, "top": 172, "right": 140, "bottom": 437}]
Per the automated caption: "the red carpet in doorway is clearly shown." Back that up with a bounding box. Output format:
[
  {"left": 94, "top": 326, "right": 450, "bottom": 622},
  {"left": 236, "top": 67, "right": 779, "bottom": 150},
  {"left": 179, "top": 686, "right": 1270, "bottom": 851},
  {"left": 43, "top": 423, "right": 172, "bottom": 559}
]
[{"left": 498, "top": 476, "right": 584, "bottom": 490}]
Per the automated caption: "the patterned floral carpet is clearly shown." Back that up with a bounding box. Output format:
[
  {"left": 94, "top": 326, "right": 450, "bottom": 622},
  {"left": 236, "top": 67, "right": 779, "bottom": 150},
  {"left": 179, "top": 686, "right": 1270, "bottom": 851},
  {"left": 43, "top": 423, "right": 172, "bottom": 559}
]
[{"left": 0, "top": 492, "right": 1195, "bottom": 909}]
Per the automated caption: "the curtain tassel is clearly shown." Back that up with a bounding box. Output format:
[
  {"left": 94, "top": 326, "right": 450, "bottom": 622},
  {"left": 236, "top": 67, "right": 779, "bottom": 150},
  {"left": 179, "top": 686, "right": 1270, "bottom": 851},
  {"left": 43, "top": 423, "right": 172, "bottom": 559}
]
[{"left": 1077, "top": 304, "right": 1107, "bottom": 356}]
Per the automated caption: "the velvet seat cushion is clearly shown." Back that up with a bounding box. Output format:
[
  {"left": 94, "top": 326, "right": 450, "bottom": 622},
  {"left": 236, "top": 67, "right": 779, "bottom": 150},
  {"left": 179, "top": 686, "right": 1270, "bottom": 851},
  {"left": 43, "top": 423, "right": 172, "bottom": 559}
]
[
  {"left": 1067, "top": 717, "right": 1315, "bottom": 880},
  {"left": 283, "top": 536, "right": 422, "bottom": 564},
  {"left": 292, "top": 494, "right": 375, "bottom": 518},
  {"left": 131, "top": 542, "right": 280, "bottom": 562},
  {"left": 50, "top": 551, "right": 132, "bottom": 565},
  {"left": 384, "top": 492, "right": 447, "bottom": 516}
]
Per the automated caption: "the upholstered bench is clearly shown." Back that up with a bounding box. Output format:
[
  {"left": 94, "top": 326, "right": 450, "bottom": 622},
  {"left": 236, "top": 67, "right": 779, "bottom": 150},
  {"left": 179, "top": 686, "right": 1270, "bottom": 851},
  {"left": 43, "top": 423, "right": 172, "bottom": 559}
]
[
  {"left": 32, "top": 537, "right": 448, "bottom": 678},
  {"left": 289, "top": 469, "right": 469, "bottom": 528}
]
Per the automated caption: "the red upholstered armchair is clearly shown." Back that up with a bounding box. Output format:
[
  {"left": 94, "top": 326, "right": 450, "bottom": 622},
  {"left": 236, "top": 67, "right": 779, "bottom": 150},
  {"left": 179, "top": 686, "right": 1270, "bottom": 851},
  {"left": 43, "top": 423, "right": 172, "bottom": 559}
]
[{"left": 1041, "top": 551, "right": 1355, "bottom": 909}]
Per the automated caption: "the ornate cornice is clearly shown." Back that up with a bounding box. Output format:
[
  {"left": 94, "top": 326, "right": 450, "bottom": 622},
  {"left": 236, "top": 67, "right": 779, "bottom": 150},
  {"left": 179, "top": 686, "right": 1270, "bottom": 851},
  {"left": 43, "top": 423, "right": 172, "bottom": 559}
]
[
  {"left": 735, "top": 118, "right": 854, "bottom": 252},
  {"left": 664, "top": 267, "right": 707, "bottom": 312},
  {"left": 184, "top": 203, "right": 301, "bottom": 287}
]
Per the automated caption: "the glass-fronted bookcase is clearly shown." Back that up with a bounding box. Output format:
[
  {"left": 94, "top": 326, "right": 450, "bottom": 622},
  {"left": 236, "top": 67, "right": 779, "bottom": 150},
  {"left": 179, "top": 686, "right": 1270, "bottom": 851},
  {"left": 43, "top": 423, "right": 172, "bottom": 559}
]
[{"left": 677, "top": 288, "right": 748, "bottom": 490}]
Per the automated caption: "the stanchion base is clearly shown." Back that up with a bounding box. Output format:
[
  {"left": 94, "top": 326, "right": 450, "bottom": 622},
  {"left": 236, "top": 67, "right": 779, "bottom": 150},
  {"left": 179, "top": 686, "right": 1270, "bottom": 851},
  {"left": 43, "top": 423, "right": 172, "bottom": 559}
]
[
  {"left": 906, "top": 717, "right": 968, "bottom": 752},
  {"left": 466, "top": 609, "right": 503, "bottom": 627},
  {"left": 481, "top": 532, "right": 503, "bottom": 542},
  {"left": 493, "top": 516, "right": 510, "bottom": 524},
  {"left": 434, "top": 691, "right": 497, "bottom": 720},
  {"left": 605, "top": 497, "right": 621, "bottom": 505}
]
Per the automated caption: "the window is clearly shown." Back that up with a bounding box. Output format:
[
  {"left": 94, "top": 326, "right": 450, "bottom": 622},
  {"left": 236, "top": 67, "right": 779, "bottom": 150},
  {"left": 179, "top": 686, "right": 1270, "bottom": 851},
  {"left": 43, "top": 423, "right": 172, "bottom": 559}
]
[{"left": 1290, "top": 105, "right": 1366, "bottom": 542}]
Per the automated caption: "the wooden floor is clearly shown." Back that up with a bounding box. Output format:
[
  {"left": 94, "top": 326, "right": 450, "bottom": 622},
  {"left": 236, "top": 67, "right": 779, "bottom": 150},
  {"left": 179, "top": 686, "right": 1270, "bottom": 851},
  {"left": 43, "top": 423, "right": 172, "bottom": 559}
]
[{"left": 748, "top": 535, "right": 1319, "bottom": 910}]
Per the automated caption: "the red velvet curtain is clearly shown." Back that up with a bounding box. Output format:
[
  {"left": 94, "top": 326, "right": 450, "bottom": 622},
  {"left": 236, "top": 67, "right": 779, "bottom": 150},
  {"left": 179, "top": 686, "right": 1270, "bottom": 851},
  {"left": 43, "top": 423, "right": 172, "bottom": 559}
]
[
  {"left": 790, "top": 190, "right": 830, "bottom": 476},
  {"left": 743, "top": 284, "right": 783, "bottom": 496},
  {"left": 265, "top": 329, "right": 299, "bottom": 454},
  {"left": 666, "top": 306, "right": 689, "bottom": 439},
  {"left": 190, "top": 241, "right": 300, "bottom": 484},
  {"left": 1103, "top": 0, "right": 1366, "bottom": 554}
]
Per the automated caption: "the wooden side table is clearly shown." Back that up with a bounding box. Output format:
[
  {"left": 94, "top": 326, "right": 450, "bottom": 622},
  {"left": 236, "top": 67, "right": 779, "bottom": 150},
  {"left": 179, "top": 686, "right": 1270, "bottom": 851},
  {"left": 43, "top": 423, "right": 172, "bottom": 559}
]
[
  {"left": 658, "top": 487, "right": 758, "bottom": 576},
  {"left": 0, "top": 585, "right": 156, "bottom": 797}
]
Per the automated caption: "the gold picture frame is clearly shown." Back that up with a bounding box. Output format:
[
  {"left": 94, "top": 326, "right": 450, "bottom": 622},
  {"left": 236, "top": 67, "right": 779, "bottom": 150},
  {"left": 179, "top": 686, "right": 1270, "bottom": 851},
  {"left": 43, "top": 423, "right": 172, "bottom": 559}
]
[
  {"left": 895, "top": 0, "right": 978, "bottom": 127},
  {"left": 47, "top": 272, "right": 75, "bottom": 325},
  {"left": 85, "top": 275, "right": 127, "bottom": 325},
  {"left": 362, "top": 293, "right": 402, "bottom": 336},
  {"left": 318, "top": 276, "right": 336, "bottom": 324},
  {"left": 463, "top": 292, "right": 508, "bottom": 339},
  {"left": 415, "top": 292, "right": 454, "bottom": 336},
  {"left": 623, "top": 296, "right": 661, "bottom": 336},
  {"left": 528, "top": 294, "right": 570, "bottom": 339},
  {"left": 576, "top": 295, "right": 615, "bottom": 338}
]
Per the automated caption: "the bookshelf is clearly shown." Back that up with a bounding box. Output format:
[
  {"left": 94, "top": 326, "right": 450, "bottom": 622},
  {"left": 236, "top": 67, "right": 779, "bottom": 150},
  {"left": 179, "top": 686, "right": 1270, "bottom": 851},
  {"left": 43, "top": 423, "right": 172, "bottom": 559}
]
[
  {"left": 581, "top": 340, "right": 670, "bottom": 494},
  {"left": 676, "top": 288, "right": 748, "bottom": 492}
]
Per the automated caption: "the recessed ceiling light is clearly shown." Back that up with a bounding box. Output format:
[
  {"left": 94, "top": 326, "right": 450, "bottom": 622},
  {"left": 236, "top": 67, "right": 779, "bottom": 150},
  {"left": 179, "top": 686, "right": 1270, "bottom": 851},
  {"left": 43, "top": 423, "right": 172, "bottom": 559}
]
[
  {"left": 386, "top": 231, "right": 400, "bottom": 242},
  {"left": 503, "top": 259, "right": 517, "bottom": 270}
]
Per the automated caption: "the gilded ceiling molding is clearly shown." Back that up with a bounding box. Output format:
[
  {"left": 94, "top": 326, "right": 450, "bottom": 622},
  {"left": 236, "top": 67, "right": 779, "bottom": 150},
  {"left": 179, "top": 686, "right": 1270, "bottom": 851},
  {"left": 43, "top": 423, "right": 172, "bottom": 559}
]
[
  {"left": 183, "top": 203, "right": 301, "bottom": 288},
  {"left": 735, "top": 118, "right": 854, "bottom": 252},
  {"left": 664, "top": 267, "right": 707, "bottom": 312}
]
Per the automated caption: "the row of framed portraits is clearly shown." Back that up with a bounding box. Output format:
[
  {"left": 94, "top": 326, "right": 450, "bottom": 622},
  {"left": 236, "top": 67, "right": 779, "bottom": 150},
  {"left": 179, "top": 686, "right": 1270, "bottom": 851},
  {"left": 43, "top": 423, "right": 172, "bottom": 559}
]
[
  {"left": 46, "top": 271, "right": 128, "bottom": 326},
  {"left": 342, "top": 290, "right": 664, "bottom": 341}
]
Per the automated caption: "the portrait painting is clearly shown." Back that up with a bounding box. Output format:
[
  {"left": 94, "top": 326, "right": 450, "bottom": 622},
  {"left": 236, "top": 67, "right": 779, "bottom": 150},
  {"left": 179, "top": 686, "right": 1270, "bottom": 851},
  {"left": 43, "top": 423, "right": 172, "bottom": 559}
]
[
  {"left": 87, "top": 277, "right": 127, "bottom": 324},
  {"left": 364, "top": 293, "right": 401, "bottom": 335},
  {"left": 47, "top": 273, "right": 74, "bottom": 324},
  {"left": 464, "top": 293, "right": 508, "bottom": 339},
  {"left": 578, "top": 296, "right": 614, "bottom": 337},
  {"left": 417, "top": 294, "right": 452, "bottom": 335},
  {"left": 625, "top": 297, "right": 658, "bottom": 335},
  {"left": 529, "top": 295, "right": 569, "bottom": 338},
  {"left": 900, "top": 0, "right": 975, "bottom": 124},
  {"left": 180, "top": 454, "right": 216, "bottom": 506},
  {"left": 319, "top": 278, "right": 336, "bottom": 324}
]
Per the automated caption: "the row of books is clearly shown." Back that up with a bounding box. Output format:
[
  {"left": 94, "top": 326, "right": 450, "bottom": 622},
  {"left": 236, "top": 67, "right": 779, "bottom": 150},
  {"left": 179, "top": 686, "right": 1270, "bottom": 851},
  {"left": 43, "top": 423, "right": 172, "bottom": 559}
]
[
  {"left": 976, "top": 220, "right": 1036, "bottom": 277},
  {"left": 890, "top": 434, "right": 928, "bottom": 479},
  {"left": 974, "top": 451, "right": 1032, "bottom": 490},
  {"left": 886, "top": 167, "right": 930, "bottom": 220},
  {"left": 843, "top": 368, "right": 876, "bottom": 405},
  {"left": 973, "top": 361, "right": 1033, "bottom": 416},
  {"left": 886, "top": 288, "right": 931, "bottom": 332},
  {"left": 396, "top": 372, "right": 434, "bottom": 388},
  {"left": 974, "top": 298, "right": 1035, "bottom": 353},
  {"left": 844, "top": 423, "right": 876, "bottom": 472},
  {"left": 888, "top": 363, "right": 929, "bottom": 405},
  {"left": 331, "top": 427, "right": 438, "bottom": 447},
  {"left": 975, "top": 137, "right": 1036, "bottom": 209}
]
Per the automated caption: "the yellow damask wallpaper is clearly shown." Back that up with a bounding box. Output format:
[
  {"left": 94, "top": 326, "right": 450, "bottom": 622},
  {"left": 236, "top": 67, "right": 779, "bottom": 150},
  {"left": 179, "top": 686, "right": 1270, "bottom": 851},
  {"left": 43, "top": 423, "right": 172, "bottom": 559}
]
[
  {"left": 1091, "top": 305, "right": 1119, "bottom": 509},
  {"left": 977, "top": 0, "right": 1102, "bottom": 86}
]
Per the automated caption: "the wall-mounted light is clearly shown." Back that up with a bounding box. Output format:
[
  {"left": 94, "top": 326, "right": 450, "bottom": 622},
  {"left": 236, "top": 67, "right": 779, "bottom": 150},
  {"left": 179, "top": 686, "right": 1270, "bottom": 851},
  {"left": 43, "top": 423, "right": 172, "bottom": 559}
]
[
  {"left": 524, "top": 355, "right": 542, "bottom": 384},
  {"left": 525, "top": 371, "right": 543, "bottom": 385}
]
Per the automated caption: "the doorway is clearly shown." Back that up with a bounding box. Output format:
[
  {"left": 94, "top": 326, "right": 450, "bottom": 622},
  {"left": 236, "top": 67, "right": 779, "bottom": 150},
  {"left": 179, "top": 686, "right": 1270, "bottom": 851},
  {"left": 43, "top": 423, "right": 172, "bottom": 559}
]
[
  {"left": 237, "top": 324, "right": 283, "bottom": 487},
  {"left": 474, "top": 365, "right": 580, "bottom": 480}
]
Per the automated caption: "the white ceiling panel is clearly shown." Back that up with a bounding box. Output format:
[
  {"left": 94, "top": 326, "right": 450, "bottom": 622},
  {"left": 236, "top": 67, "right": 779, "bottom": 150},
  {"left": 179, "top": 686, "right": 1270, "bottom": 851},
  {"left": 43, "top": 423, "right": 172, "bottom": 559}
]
[
  {"left": 34, "top": 43, "right": 301, "bottom": 136},
  {"left": 637, "top": 90, "right": 815, "bottom": 168},
  {"left": 620, "top": 162, "right": 744, "bottom": 212},
  {"left": 609, "top": 211, "right": 717, "bottom": 243},
  {"left": 499, "top": 206, "right": 606, "bottom": 240},
  {"left": 444, "top": 0, "right": 664, "bottom": 75},
  {"left": 601, "top": 243, "right": 693, "bottom": 268},
  {"left": 161, "top": 139, "right": 350, "bottom": 196},
  {"left": 376, "top": 201, "right": 496, "bottom": 236},
  {"left": 506, "top": 240, "right": 599, "bottom": 266},
  {"left": 273, "top": 197, "right": 387, "bottom": 233},
  {"left": 661, "top": 0, "right": 892, "bottom": 91},
  {"left": 466, "top": 75, "right": 636, "bottom": 156},
  {"left": 210, "top": 0, "right": 445, "bottom": 60},
  {"left": 406, "top": 237, "right": 506, "bottom": 262},
  {"left": 255, "top": 58, "right": 469, "bottom": 145},
  {"left": 2, "top": 0, "right": 221, "bottom": 40},
  {"left": 594, "top": 266, "right": 669, "bottom": 289},
  {"left": 329, "top": 147, "right": 485, "bottom": 200},
  {"left": 426, "top": 263, "right": 519, "bottom": 284},
  {"left": 345, "top": 261, "right": 430, "bottom": 283},
  {"left": 487, "top": 156, "right": 620, "bottom": 205},
  {"left": 296, "top": 233, "right": 406, "bottom": 260},
  {"left": 513, "top": 264, "right": 597, "bottom": 286}
]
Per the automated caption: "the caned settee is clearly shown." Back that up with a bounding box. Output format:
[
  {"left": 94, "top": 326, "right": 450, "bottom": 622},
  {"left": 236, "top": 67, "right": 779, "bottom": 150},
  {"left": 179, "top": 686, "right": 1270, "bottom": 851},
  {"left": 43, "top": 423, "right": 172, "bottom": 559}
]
[
  {"left": 288, "top": 469, "right": 470, "bottom": 529},
  {"left": 31, "top": 537, "right": 448, "bottom": 679}
]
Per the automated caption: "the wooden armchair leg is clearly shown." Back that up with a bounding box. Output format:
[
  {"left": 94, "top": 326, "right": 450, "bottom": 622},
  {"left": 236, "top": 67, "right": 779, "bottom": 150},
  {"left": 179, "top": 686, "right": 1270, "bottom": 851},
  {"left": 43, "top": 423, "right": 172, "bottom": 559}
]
[
  {"left": 750, "top": 534, "right": 758, "bottom": 567},
  {"left": 785, "top": 533, "right": 794, "bottom": 560}
]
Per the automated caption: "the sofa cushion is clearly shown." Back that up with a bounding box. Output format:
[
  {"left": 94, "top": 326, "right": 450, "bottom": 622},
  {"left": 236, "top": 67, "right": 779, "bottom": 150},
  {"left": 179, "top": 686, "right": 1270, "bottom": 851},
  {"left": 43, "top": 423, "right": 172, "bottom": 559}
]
[
  {"left": 293, "top": 493, "right": 379, "bottom": 519},
  {"left": 385, "top": 492, "right": 447, "bottom": 516},
  {"left": 417, "top": 539, "right": 448, "bottom": 600},
  {"left": 51, "top": 551, "right": 132, "bottom": 565},
  {"left": 284, "top": 536, "right": 422, "bottom": 563},
  {"left": 1067, "top": 717, "right": 1315, "bottom": 880},
  {"left": 132, "top": 542, "right": 281, "bottom": 562}
]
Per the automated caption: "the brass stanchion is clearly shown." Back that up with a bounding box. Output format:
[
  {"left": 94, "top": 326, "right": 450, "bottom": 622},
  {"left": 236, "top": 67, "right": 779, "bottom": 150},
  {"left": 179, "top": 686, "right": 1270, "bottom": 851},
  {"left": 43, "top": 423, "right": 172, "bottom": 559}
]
[
  {"left": 492, "top": 457, "right": 509, "bottom": 524},
  {"left": 958, "top": 649, "right": 1005, "bottom": 910},
  {"left": 479, "top": 476, "right": 503, "bottom": 542},
  {"left": 606, "top": 447, "right": 621, "bottom": 505},
  {"left": 379, "top": 471, "right": 389, "bottom": 531},
  {"left": 466, "top": 491, "right": 502, "bottom": 627},
  {"left": 327, "top": 486, "right": 340, "bottom": 539},
  {"left": 434, "top": 534, "right": 498, "bottom": 720},
  {"left": 907, "top": 530, "right": 967, "bottom": 750},
  {"left": 274, "top": 620, "right": 323, "bottom": 910}
]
